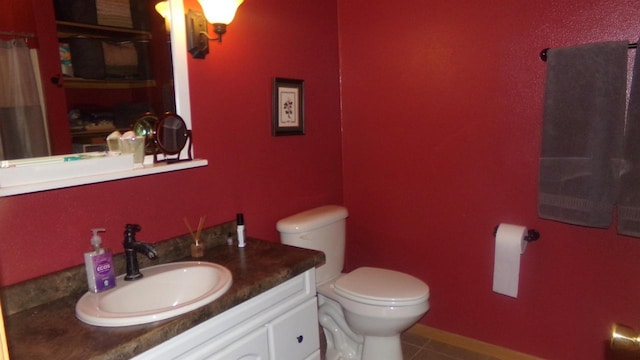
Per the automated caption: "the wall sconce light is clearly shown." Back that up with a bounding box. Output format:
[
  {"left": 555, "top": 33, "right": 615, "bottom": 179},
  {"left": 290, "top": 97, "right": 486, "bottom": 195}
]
[
  {"left": 186, "top": 0, "right": 244, "bottom": 59},
  {"left": 155, "top": 1, "right": 170, "bottom": 18},
  {"left": 611, "top": 323, "right": 640, "bottom": 351},
  {"left": 154, "top": 1, "right": 171, "bottom": 33}
]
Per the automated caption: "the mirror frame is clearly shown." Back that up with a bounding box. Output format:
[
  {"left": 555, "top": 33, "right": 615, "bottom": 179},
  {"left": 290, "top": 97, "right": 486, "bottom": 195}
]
[
  {"left": 0, "top": 0, "right": 207, "bottom": 197},
  {"left": 168, "top": 0, "right": 191, "bottom": 139},
  {"left": 154, "top": 113, "right": 190, "bottom": 155}
]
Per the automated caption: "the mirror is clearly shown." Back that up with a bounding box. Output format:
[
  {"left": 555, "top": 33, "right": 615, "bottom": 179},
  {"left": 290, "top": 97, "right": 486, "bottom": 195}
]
[
  {"left": 131, "top": 111, "right": 192, "bottom": 161},
  {"left": 153, "top": 112, "right": 191, "bottom": 162},
  {"left": 4, "top": 0, "right": 189, "bottom": 160},
  {"left": 132, "top": 112, "right": 159, "bottom": 154},
  {"left": 0, "top": 0, "right": 193, "bottom": 193}
]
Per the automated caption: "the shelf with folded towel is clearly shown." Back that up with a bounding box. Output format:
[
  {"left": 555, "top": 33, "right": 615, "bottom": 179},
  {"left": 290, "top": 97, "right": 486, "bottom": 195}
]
[
  {"left": 60, "top": 77, "right": 156, "bottom": 89},
  {"left": 56, "top": 21, "right": 152, "bottom": 41},
  {"left": 55, "top": 20, "right": 156, "bottom": 89}
]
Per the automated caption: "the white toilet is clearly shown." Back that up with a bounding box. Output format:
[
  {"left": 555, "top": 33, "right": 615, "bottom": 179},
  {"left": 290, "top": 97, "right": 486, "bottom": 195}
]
[{"left": 277, "top": 205, "right": 430, "bottom": 360}]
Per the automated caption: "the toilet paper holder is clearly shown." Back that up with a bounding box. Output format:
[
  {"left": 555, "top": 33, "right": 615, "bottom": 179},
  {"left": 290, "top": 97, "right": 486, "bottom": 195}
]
[{"left": 492, "top": 225, "right": 540, "bottom": 242}]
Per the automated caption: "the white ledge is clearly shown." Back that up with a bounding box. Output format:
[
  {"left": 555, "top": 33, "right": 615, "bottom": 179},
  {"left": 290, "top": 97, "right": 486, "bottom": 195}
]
[{"left": 0, "top": 158, "right": 208, "bottom": 197}]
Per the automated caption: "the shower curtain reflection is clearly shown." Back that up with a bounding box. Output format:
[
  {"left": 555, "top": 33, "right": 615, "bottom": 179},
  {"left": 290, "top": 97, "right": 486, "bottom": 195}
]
[{"left": 0, "top": 39, "right": 49, "bottom": 160}]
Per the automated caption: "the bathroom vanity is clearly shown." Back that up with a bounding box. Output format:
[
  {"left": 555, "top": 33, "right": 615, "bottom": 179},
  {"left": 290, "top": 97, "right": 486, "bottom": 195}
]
[
  {"left": 1, "top": 228, "right": 324, "bottom": 360},
  {"left": 135, "top": 268, "right": 319, "bottom": 359}
]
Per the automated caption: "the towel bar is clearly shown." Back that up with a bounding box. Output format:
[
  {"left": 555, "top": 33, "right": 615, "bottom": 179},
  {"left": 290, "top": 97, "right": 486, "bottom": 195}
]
[{"left": 540, "top": 43, "right": 638, "bottom": 62}]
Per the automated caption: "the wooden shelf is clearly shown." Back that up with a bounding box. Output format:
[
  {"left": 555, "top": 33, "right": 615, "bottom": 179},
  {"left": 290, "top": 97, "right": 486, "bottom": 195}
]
[
  {"left": 56, "top": 21, "right": 156, "bottom": 89},
  {"left": 63, "top": 77, "right": 156, "bottom": 89},
  {"left": 56, "top": 21, "right": 151, "bottom": 40},
  {"left": 71, "top": 127, "right": 128, "bottom": 139}
]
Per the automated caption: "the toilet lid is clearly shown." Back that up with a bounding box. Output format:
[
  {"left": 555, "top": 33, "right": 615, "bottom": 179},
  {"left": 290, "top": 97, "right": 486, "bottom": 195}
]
[{"left": 334, "top": 267, "right": 429, "bottom": 306}]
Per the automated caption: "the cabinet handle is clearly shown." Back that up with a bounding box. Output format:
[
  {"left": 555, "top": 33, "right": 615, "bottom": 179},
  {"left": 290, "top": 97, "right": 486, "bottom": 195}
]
[{"left": 297, "top": 335, "right": 303, "bottom": 343}]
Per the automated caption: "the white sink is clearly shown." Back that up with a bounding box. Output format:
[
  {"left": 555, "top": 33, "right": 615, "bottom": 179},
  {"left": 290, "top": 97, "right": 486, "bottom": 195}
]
[{"left": 75, "top": 261, "right": 232, "bottom": 327}]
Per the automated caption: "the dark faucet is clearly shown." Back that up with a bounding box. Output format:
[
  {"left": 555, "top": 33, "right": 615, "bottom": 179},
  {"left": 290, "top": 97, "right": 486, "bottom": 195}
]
[{"left": 123, "top": 224, "right": 158, "bottom": 281}]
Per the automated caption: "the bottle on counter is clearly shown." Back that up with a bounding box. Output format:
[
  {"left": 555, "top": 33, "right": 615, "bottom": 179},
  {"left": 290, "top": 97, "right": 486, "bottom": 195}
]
[{"left": 84, "top": 228, "right": 116, "bottom": 293}]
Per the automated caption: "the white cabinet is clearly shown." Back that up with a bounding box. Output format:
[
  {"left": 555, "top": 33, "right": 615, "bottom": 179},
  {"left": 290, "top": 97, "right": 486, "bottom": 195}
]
[
  {"left": 268, "top": 298, "right": 319, "bottom": 360},
  {"left": 133, "top": 269, "right": 319, "bottom": 360},
  {"left": 206, "top": 327, "right": 269, "bottom": 360}
]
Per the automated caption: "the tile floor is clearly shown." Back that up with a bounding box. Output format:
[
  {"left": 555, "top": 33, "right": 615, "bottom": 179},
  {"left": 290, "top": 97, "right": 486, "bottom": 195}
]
[
  {"left": 400, "top": 331, "right": 501, "bottom": 360},
  {"left": 320, "top": 329, "right": 501, "bottom": 360}
]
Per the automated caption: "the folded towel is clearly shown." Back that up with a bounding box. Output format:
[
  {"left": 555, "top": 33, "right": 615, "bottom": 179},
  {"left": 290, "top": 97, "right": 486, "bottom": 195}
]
[
  {"left": 538, "top": 41, "right": 628, "bottom": 228},
  {"left": 102, "top": 41, "right": 138, "bottom": 78},
  {"left": 619, "top": 43, "right": 640, "bottom": 236},
  {"left": 96, "top": 0, "right": 132, "bottom": 28}
]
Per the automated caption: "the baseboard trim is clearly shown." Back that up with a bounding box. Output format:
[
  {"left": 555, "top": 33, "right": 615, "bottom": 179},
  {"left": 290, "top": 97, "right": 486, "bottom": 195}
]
[{"left": 407, "top": 324, "right": 543, "bottom": 360}]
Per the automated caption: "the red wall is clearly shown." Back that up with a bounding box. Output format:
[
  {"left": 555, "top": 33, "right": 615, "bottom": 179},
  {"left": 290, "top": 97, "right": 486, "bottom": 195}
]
[
  {"left": 3, "top": 0, "right": 640, "bottom": 359},
  {"left": 339, "top": 0, "right": 640, "bottom": 359},
  {"left": 0, "top": 0, "right": 342, "bottom": 287}
]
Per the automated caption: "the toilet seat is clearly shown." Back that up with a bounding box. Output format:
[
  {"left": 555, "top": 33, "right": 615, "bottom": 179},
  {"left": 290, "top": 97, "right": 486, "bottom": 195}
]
[{"left": 334, "top": 267, "right": 430, "bottom": 307}]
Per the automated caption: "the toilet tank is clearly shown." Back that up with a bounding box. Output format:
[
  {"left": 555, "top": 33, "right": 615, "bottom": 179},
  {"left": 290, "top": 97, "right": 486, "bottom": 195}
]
[{"left": 276, "top": 205, "right": 348, "bottom": 284}]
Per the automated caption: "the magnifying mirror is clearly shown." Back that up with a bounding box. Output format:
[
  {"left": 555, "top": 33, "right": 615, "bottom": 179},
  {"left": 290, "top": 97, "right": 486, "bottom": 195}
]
[
  {"left": 132, "top": 113, "right": 159, "bottom": 155},
  {"left": 154, "top": 112, "right": 192, "bottom": 163}
]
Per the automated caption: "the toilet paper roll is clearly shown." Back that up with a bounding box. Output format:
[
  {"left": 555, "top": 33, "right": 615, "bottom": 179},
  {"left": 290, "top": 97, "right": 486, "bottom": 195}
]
[{"left": 492, "top": 223, "right": 528, "bottom": 298}]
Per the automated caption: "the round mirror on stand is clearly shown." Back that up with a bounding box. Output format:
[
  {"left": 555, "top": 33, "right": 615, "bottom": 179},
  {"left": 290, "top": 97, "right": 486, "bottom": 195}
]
[{"left": 154, "top": 112, "right": 191, "bottom": 163}]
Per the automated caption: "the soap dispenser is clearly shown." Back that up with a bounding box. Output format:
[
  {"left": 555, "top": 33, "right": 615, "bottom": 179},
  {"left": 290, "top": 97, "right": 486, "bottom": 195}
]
[{"left": 84, "top": 228, "right": 116, "bottom": 293}]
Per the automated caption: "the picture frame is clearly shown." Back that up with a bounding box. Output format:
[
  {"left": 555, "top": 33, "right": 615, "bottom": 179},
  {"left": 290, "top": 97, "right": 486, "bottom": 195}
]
[{"left": 272, "top": 77, "right": 305, "bottom": 136}]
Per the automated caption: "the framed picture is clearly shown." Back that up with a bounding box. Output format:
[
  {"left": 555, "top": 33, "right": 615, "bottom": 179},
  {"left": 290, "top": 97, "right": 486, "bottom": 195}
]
[{"left": 272, "top": 78, "right": 304, "bottom": 136}]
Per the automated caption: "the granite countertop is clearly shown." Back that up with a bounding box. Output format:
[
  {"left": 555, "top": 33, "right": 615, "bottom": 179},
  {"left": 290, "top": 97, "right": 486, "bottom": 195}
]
[{"left": 2, "top": 235, "right": 324, "bottom": 360}]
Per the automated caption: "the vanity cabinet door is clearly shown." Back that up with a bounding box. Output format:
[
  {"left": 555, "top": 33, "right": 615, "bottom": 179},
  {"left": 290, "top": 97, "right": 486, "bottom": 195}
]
[
  {"left": 268, "top": 297, "right": 319, "bottom": 360},
  {"left": 304, "top": 350, "right": 321, "bottom": 360},
  {"left": 206, "top": 326, "right": 269, "bottom": 360}
]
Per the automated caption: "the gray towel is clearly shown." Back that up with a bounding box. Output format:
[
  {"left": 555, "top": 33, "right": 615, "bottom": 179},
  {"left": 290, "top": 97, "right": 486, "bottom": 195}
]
[
  {"left": 539, "top": 41, "right": 627, "bottom": 228},
  {"left": 619, "top": 44, "right": 640, "bottom": 236}
]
